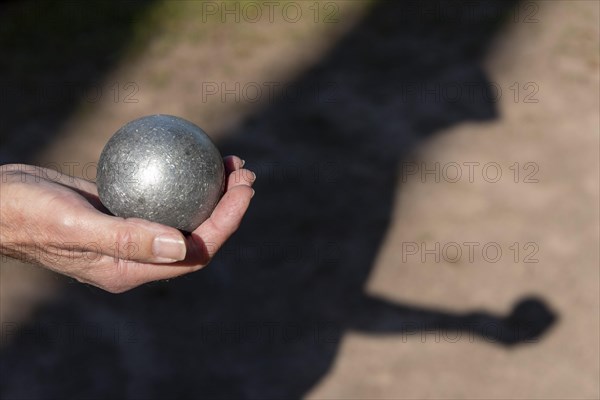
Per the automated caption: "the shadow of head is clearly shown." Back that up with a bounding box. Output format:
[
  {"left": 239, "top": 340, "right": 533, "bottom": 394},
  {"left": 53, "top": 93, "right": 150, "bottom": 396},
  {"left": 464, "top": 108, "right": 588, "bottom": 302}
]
[
  {"left": 0, "top": 0, "right": 158, "bottom": 163},
  {"left": 0, "top": 1, "right": 556, "bottom": 399}
]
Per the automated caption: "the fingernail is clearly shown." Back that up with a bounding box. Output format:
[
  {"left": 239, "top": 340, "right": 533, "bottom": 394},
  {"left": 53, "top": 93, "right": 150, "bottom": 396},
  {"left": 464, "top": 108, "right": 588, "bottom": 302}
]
[
  {"left": 251, "top": 189, "right": 255, "bottom": 198},
  {"left": 153, "top": 234, "right": 186, "bottom": 262},
  {"left": 251, "top": 171, "right": 256, "bottom": 180},
  {"left": 240, "top": 159, "right": 246, "bottom": 167}
]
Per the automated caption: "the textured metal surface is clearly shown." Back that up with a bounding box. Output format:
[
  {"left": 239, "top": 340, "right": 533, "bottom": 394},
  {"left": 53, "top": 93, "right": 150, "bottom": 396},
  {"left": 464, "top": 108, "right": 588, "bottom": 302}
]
[{"left": 97, "top": 114, "right": 225, "bottom": 232}]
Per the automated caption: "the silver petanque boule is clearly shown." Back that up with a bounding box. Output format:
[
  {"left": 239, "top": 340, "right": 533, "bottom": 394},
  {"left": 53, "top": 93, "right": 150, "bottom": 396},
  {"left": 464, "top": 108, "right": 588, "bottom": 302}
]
[{"left": 97, "top": 114, "right": 225, "bottom": 232}]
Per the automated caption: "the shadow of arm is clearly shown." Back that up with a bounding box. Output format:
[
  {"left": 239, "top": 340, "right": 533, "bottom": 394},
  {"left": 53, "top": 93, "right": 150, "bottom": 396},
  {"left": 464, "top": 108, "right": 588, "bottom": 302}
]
[{"left": 349, "top": 294, "right": 557, "bottom": 346}]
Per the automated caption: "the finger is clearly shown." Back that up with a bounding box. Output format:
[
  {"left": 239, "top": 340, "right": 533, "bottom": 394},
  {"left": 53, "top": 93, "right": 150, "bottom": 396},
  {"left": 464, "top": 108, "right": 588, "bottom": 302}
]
[
  {"left": 15, "top": 164, "right": 103, "bottom": 209},
  {"left": 4, "top": 164, "right": 99, "bottom": 196},
  {"left": 223, "top": 155, "right": 244, "bottom": 173},
  {"left": 226, "top": 168, "right": 256, "bottom": 190},
  {"left": 44, "top": 170, "right": 98, "bottom": 196},
  {"left": 191, "top": 184, "right": 253, "bottom": 260},
  {"left": 40, "top": 170, "right": 104, "bottom": 210},
  {"left": 72, "top": 212, "right": 188, "bottom": 264}
]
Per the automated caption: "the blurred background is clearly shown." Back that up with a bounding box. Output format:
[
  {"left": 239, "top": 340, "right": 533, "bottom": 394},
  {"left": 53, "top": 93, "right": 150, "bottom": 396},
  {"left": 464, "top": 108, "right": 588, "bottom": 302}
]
[{"left": 0, "top": 0, "right": 598, "bottom": 399}]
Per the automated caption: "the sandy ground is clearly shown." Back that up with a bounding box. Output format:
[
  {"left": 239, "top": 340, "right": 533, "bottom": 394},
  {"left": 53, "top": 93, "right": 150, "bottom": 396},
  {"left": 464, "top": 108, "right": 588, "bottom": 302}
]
[
  {"left": 0, "top": 0, "right": 367, "bottom": 327},
  {"left": 1, "top": 1, "right": 598, "bottom": 399},
  {"left": 309, "top": 1, "right": 599, "bottom": 398}
]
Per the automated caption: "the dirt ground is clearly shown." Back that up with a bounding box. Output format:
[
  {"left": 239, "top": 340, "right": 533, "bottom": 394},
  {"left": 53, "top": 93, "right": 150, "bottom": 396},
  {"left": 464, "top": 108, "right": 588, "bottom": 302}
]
[
  {"left": 309, "top": 2, "right": 600, "bottom": 398},
  {"left": 1, "top": 1, "right": 598, "bottom": 399},
  {"left": 0, "top": 0, "right": 368, "bottom": 327}
]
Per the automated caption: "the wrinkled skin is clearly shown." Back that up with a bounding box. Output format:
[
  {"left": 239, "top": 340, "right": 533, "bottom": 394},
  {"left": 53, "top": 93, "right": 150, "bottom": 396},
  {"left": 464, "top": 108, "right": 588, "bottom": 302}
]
[{"left": 0, "top": 156, "right": 255, "bottom": 293}]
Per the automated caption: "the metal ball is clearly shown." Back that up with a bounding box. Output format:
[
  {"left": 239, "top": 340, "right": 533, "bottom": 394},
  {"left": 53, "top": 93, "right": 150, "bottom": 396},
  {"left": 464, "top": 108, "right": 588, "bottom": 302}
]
[{"left": 97, "top": 114, "right": 225, "bottom": 232}]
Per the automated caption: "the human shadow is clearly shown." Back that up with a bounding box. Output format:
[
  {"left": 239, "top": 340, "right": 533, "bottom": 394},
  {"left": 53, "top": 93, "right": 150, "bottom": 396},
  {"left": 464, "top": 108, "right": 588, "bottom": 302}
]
[
  {"left": 0, "top": 1, "right": 157, "bottom": 163},
  {"left": 0, "top": 1, "right": 557, "bottom": 399}
]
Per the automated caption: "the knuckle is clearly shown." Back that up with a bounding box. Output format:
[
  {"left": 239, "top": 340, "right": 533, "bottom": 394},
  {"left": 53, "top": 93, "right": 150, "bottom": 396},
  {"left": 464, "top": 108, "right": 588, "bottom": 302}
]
[
  {"left": 101, "top": 260, "right": 136, "bottom": 293},
  {"left": 229, "top": 171, "right": 242, "bottom": 184},
  {"left": 58, "top": 213, "right": 78, "bottom": 230},
  {"left": 113, "top": 223, "right": 144, "bottom": 259},
  {"left": 115, "top": 225, "right": 135, "bottom": 247},
  {"left": 239, "top": 169, "right": 255, "bottom": 183},
  {"left": 104, "top": 284, "right": 132, "bottom": 294},
  {"left": 228, "top": 170, "right": 254, "bottom": 185},
  {"left": 191, "top": 263, "right": 209, "bottom": 273}
]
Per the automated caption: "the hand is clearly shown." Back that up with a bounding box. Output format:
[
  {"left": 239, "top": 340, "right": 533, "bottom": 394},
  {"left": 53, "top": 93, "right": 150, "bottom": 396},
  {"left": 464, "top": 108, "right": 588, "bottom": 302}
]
[{"left": 0, "top": 156, "right": 255, "bottom": 293}]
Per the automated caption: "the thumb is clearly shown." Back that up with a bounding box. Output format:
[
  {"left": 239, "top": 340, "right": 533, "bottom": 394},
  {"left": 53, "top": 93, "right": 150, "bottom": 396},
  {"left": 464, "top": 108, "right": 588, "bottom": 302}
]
[{"left": 79, "top": 213, "right": 187, "bottom": 263}]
